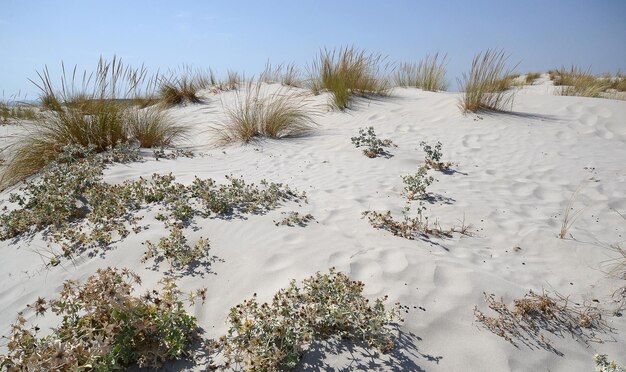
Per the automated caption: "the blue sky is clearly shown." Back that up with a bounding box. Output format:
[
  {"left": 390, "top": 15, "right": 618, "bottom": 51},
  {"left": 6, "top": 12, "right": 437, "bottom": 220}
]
[{"left": 1, "top": 0, "right": 625, "bottom": 99}]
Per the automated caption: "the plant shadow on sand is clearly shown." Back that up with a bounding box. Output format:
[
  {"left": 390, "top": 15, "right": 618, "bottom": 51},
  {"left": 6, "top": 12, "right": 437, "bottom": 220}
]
[{"left": 296, "top": 328, "right": 441, "bottom": 371}]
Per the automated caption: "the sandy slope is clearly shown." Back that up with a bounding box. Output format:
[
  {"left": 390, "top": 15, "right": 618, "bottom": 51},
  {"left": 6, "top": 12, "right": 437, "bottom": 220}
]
[{"left": 1, "top": 79, "right": 625, "bottom": 371}]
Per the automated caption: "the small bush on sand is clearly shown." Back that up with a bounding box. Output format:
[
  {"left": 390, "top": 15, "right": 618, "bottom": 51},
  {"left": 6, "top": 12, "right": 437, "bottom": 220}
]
[
  {"left": 0, "top": 268, "right": 202, "bottom": 371},
  {"left": 458, "top": 49, "right": 518, "bottom": 112},
  {"left": 309, "top": 46, "right": 390, "bottom": 110},
  {"left": 143, "top": 227, "right": 211, "bottom": 270},
  {"left": 218, "top": 268, "right": 400, "bottom": 370},
  {"left": 595, "top": 354, "right": 626, "bottom": 372},
  {"left": 214, "top": 82, "right": 316, "bottom": 144},
  {"left": 351, "top": 126, "right": 394, "bottom": 158},
  {"left": 394, "top": 52, "right": 448, "bottom": 91},
  {"left": 402, "top": 166, "right": 435, "bottom": 200},
  {"left": 474, "top": 290, "right": 607, "bottom": 350},
  {"left": 158, "top": 71, "right": 208, "bottom": 107},
  {"left": 420, "top": 140, "right": 453, "bottom": 170}
]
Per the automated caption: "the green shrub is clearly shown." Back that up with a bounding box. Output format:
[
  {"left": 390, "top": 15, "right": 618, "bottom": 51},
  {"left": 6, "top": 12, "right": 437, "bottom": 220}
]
[
  {"left": 402, "top": 166, "right": 435, "bottom": 200},
  {"left": 309, "top": 47, "right": 390, "bottom": 110},
  {"left": 218, "top": 268, "right": 400, "bottom": 370},
  {"left": 458, "top": 49, "right": 518, "bottom": 112},
  {"left": 350, "top": 126, "right": 394, "bottom": 158},
  {"left": 394, "top": 52, "right": 448, "bottom": 91},
  {"left": 595, "top": 354, "right": 626, "bottom": 372},
  {"left": 0, "top": 268, "right": 201, "bottom": 371}
]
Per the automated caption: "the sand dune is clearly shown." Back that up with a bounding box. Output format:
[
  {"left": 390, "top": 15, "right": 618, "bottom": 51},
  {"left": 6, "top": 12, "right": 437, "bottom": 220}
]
[{"left": 1, "top": 78, "right": 625, "bottom": 371}]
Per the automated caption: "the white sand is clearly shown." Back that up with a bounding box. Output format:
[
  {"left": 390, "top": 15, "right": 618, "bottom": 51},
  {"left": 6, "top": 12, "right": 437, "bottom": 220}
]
[{"left": 1, "top": 78, "right": 625, "bottom": 370}]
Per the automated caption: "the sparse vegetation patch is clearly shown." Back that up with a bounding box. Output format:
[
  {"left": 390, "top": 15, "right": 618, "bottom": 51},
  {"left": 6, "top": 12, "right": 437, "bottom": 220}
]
[
  {"left": 217, "top": 268, "right": 400, "bottom": 371},
  {"left": 0, "top": 268, "right": 203, "bottom": 371},
  {"left": 351, "top": 126, "right": 395, "bottom": 158}
]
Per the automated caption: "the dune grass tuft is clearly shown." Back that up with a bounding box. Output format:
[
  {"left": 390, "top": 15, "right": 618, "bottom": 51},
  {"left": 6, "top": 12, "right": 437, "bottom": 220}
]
[
  {"left": 1, "top": 57, "right": 186, "bottom": 189},
  {"left": 551, "top": 66, "right": 612, "bottom": 97},
  {"left": 394, "top": 52, "right": 448, "bottom": 91},
  {"left": 458, "top": 49, "right": 518, "bottom": 113},
  {"left": 309, "top": 46, "right": 390, "bottom": 110},
  {"left": 214, "top": 82, "right": 316, "bottom": 144},
  {"left": 525, "top": 72, "right": 541, "bottom": 84},
  {"left": 260, "top": 61, "right": 303, "bottom": 87}
]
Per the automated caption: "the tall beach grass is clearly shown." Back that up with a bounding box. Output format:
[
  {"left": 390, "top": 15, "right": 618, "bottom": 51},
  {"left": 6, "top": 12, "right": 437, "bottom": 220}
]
[
  {"left": 213, "top": 81, "right": 316, "bottom": 144},
  {"left": 394, "top": 52, "right": 448, "bottom": 91},
  {"left": 458, "top": 49, "right": 518, "bottom": 112},
  {"left": 1, "top": 57, "right": 186, "bottom": 189},
  {"left": 308, "top": 47, "right": 390, "bottom": 110},
  {"left": 552, "top": 66, "right": 613, "bottom": 97}
]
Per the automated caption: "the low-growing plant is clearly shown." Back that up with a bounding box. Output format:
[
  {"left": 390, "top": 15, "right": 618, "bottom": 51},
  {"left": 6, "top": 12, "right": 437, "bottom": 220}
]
[
  {"left": 218, "top": 268, "right": 400, "bottom": 370},
  {"left": 0, "top": 147, "right": 305, "bottom": 267},
  {"left": 402, "top": 165, "right": 435, "bottom": 200},
  {"left": 274, "top": 211, "right": 315, "bottom": 227},
  {"left": 394, "top": 52, "right": 448, "bottom": 91},
  {"left": 214, "top": 82, "right": 316, "bottom": 144},
  {"left": 143, "top": 227, "right": 210, "bottom": 270},
  {"left": 458, "top": 49, "right": 518, "bottom": 112},
  {"left": 0, "top": 268, "right": 202, "bottom": 371},
  {"left": 309, "top": 46, "right": 390, "bottom": 110},
  {"left": 420, "top": 140, "right": 452, "bottom": 170},
  {"left": 474, "top": 290, "right": 608, "bottom": 351},
  {"left": 595, "top": 354, "right": 626, "bottom": 372},
  {"left": 350, "top": 126, "right": 394, "bottom": 158}
]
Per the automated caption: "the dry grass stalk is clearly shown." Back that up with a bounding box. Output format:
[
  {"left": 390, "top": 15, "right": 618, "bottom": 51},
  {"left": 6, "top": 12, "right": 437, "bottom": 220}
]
[
  {"left": 559, "top": 183, "right": 587, "bottom": 239},
  {"left": 260, "top": 61, "right": 303, "bottom": 87},
  {"left": 474, "top": 289, "right": 609, "bottom": 352},
  {"left": 458, "top": 49, "right": 518, "bottom": 112}
]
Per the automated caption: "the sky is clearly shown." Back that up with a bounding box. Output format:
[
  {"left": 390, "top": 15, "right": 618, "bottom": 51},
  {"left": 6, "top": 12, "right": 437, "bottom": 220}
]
[{"left": 1, "top": 0, "right": 625, "bottom": 99}]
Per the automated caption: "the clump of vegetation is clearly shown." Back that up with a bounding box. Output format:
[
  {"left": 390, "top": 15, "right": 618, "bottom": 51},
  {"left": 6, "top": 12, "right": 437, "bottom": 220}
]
[
  {"left": 458, "top": 49, "right": 518, "bottom": 112},
  {"left": 350, "top": 126, "right": 394, "bottom": 158},
  {"left": 0, "top": 101, "right": 39, "bottom": 124},
  {"left": 0, "top": 268, "right": 202, "bottom": 371},
  {"left": 525, "top": 72, "right": 541, "bottom": 84},
  {"left": 260, "top": 61, "right": 303, "bottom": 87},
  {"left": 143, "top": 227, "right": 211, "bottom": 270},
  {"left": 214, "top": 82, "right": 316, "bottom": 144},
  {"left": 362, "top": 203, "right": 465, "bottom": 240},
  {"left": 1, "top": 57, "right": 185, "bottom": 189},
  {"left": 218, "top": 268, "right": 400, "bottom": 370},
  {"left": 158, "top": 66, "right": 215, "bottom": 107},
  {"left": 474, "top": 290, "right": 607, "bottom": 350},
  {"left": 420, "top": 140, "right": 452, "bottom": 170},
  {"left": 559, "top": 183, "right": 586, "bottom": 239},
  {"left": 551, "top": 66, "right": 612, "bottom": 97},
  {"left": 0, "top": 146, "right": 305, "bottom": 268},
  {"left": 394, "top": 52, "right": 448, "bottom": 91},
  {"left": 402, "top": 166, "right": 435, "bottom": 200},
  {"left": 309, "top": 47, "right": 390, "bottom": 110},
  {"left": 274, "top": 211, "right": 315, "bottom": 227},
  {"left": 595, "top": 354, "right": 626, "bottom": 372}
]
